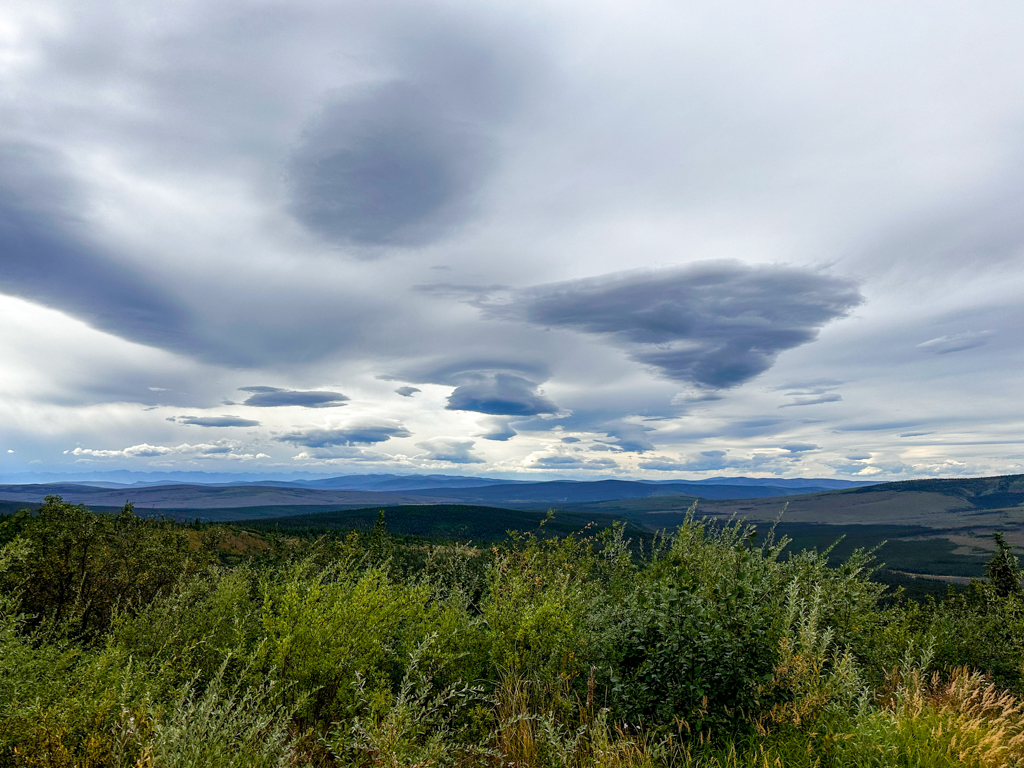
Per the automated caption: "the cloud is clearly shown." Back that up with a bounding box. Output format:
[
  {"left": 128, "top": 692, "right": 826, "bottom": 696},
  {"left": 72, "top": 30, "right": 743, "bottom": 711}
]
[
  {"left": 285, "top": 15, "right": 538, "bottom": 249},
  {"left": 387, "top": 359, "right": 560, "bottom": 418},
  {"left": 446, "top": 373, "right": 559, "bottom": 416},
  {"left": 0, "top": 144, "right": 192, "bottom": 351},
  {"left": 413, "top": 283, "right": 507, "bottom": 304},
  {"left": 600, "top": 422, "right": 656, "bottom": 453},
  {"left": 478, "top": 418, "right": 517, "bottom": 441},
  {"left": 639, "top": 449, "right": 732, "bottom": 472},
  {"left": 276, "top": 421, "right": 411, "bottom": 447},
  {"left": 639, "top": 448, "right": 798, "bottom": 473},
  {"left": 781, "top": 442, "right": 819, "bottom": 453},
  {"left": 68, "top": 441, "right": 268, "bottom": 460},
  {"left": 917, "top": 331, "right": 994, "bottom": 354},
  {"left": 176, "top": 415, "right": 261, "bottom": 427},
  {"left": 527, "top": 454, "right": 619, "bottom": 470},
  {"left": 416, "top": 437, "right": 485, "bottom": 464},
  {"left": 239, "top": 386, "right": 349, "bottom": 408},
  {"left": 71, "top": 444, "right": 172, "bottom": 458},
  {"left": 491, "top": 262, "right": 862, "bottom": 388},
  {"left": 291, "top": 447, "right": 394, "bottom": 462},
  {"left": 835, "top": 420, "right": 923, "bottom": 433},
  {"left": 779, "top": 394, "right": 842, "bottom": 408},
  {"left": 637, "top": 458, "right": 688, "bottom": 471},
  {"left": 289, "top": 81, "right": 493, "bottom": 248},
  {"left": 561, "top": 436, "right": 581, "bottom": 443},
  {"left": 395, "top": 386, "right": 421, "bottom": 397},
  {"left": 771, "top": 379, "right": 845, "bottom": 392}
]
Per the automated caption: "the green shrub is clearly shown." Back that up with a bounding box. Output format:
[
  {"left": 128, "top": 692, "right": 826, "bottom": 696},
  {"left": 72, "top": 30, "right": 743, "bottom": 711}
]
[
  {"left": 256, "top": 556, "right": 484, "bottom": 726},
  {"left": 481, "top": 530, "right": 603, "bottom": 690},
  {"left": 144, "top": 660, "right": 298, "bottom": 768},
  {"left": 324, "top": 635, "right": 492, "bottom": 768},
  {"left": 0, "top": 496, "right": 204, "bottom": 640},
  {"left": 924, "top": 583, "right": 1024, "bottom": 693},
  {"left": 601, "top": 514, "right": 786, "bottom": 732},
  {"left": 107, "top": 564, "right": 264, "bottom": 691}
]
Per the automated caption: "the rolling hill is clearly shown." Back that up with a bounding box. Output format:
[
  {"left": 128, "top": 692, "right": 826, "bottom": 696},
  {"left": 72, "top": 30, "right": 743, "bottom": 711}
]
[
  {"left": 0, "top": 475, "right": 870, "bottom": 513},
  {"left": 4, "top": 474, "right": 1023, "bottom": 582}
]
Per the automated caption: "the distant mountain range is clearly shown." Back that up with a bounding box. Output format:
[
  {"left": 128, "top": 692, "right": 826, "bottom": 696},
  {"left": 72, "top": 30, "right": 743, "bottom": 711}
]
[
  {"left": 0, "top": 473, "right": 878, "bottom": 512},
  {"left": 0, "top": 470, "right": 875, "bottom": 492}
]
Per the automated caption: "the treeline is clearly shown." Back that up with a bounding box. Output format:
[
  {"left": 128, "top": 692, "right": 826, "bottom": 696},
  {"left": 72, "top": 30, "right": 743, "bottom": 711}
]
[{"left": 2, "top": 496, "right": 1024, "bottom": 767}]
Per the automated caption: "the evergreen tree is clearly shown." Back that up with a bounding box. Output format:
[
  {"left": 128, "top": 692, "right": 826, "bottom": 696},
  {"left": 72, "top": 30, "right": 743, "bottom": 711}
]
[
  {"left": 368, "top": 509, "right": 393, "bottom": 565},
  {"left": 986, "top": 532, "right": 1023, "bottom": 598}
]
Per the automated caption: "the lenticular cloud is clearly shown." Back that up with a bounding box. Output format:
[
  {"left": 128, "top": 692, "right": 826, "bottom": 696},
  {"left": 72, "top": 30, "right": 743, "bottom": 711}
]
[{"left": 492, "top": 262, "right": 863, "bottom": 389}]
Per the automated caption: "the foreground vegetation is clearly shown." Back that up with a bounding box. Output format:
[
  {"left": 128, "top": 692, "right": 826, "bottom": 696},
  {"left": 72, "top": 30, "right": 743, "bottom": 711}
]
[{"left": 3, "top": 497, "right": 1024, "bottom": 767}]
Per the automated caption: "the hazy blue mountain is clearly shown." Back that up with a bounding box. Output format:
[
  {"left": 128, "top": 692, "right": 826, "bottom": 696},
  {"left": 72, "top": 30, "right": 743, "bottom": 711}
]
[
  {"left": 0, "top": 476, "right": 854, "bottom": 511},
  {"left": 684, "top": 477, "right": 876, "bottom": 489},
  {"left": 287, "top": 474, "right": 531, "bottom": 491}
]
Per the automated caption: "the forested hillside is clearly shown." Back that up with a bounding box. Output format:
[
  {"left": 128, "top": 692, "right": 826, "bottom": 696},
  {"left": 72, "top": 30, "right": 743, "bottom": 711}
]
[{"left": 3, "top": 496, "right": 1024, "bottom": 767}]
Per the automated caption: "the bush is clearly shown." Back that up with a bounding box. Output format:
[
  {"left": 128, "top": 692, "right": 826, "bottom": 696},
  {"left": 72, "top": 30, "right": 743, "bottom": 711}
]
[
  {"left": 6, "top": 499, "right": 1024, "bottom": 765},
  {"left": 256, "top": 555, "right": 484, "bottom": 726},
  {"left": 924, "top": 583, "right": 1024, "bottom": 694},
  {"left": 602, "top": 514, "right": 785, "bottom": 732},
  {"left": 0, "top": 496, "right": 204, "bottom": 639}
]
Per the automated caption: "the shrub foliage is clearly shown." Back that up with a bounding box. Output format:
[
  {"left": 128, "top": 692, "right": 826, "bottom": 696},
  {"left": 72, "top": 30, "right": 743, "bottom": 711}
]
[{"left": 2, "top": 498, "right": 1024, "bottom": 766}]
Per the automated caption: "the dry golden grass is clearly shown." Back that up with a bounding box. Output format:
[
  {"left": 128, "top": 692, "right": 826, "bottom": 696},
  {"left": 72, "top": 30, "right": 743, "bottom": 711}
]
[{"left": 880, "top": 666, "right": 1024, "bottom": 767}]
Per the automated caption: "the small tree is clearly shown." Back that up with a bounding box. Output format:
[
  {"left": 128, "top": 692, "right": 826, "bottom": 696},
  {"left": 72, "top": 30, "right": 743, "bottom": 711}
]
[
  {"left": 368, "top": 509, "right": 393, "bottom": 565},
  {"left": 986, "top": 532, "right": 1023, "bottom": 598}
]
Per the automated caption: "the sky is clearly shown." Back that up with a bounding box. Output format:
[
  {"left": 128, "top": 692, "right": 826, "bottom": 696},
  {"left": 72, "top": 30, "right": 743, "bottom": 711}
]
[{"left": 1, "top": 0, "right": 1023, "bottom": 482}]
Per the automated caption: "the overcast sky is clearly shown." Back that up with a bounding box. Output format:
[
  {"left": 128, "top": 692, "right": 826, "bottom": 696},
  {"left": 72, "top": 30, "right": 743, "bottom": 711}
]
[{"left": 2, "top": 0, "right": 1023, "bottom": 481}]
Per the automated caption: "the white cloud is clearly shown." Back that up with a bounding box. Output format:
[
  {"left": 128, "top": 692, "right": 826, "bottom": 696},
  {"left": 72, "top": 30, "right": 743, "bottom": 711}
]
[{"left": 68, "top": 441, "right": 269, "bottom": 461}]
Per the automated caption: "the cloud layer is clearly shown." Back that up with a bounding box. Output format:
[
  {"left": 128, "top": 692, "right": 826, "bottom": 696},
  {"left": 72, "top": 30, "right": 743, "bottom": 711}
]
[{"left": 2, "top": 0, "right": 1023, "bottom": 483}]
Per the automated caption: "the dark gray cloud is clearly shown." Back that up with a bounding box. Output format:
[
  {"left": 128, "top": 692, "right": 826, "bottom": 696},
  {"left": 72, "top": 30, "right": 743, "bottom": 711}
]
[
  {"left": 0, "top": 144, "right": 193, "bottom": 350},
  {"left": 416, "top": 437, "right": 484, "bottom": 464},
  {"left": 239, "top": 386, "right": 350, "bottom": 408},
  {"left": 479, "top": 418, "right": 517, "bottom": 441},
  {"left": 395, "top": 386, "right": 421, "bottom": 397},
  {"left": 782, "top": 442, "right": 819, "bottom": 453},
  {"left": 289, "top": 81, "right": 492, "bottom": 248},
  {"left": 277, "top": 421, "right": 411, "bottom": 448},
  {"left": 286, "top": 10, "right": 541, "bottom": 249},
  {"left": 561, "top": 436, "right": 581, "bottom": 443},
  {"left": 176, "top": 415, "right": 262, "bottom": 427},
  {"left": 493, "top": 262, "right": 862, "bottom": 389},
  {"left": 446, "top": 373, "right": 558, "bottom": 416},
  {"left": 386, "top": 359, "right": 559, "bottom": 416}
]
